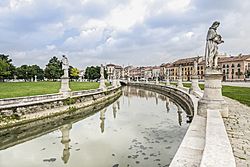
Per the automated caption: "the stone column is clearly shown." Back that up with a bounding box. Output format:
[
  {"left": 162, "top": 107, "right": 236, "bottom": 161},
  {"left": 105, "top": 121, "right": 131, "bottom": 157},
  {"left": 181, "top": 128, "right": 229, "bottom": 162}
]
[
  {"left": 34, "top": 75, "right": 37, "bottom": 82},
  {"left": 60, "top": 124, "right": 72, "bottom": 164},
  {"left": 198, "top": 68, "right": 228, "bottom": 117},
  {"left": 190, "top": 59, "right": 201, "bottom": 93},
  {"left": 177, "top": 65, "right": 183, "bottom": 88},
  {"left": 60, "top": 55, "right": 71, "bottom": 97},
  {"left": 136, "top": 76, "right": 139, "bottom": 82},
  {"left": 99, "top": 64, "right": 107, "bottom": 91},
  {"left": 155, "top": 76, "right": 159, "bottom": 84},
  {"left": 166, "top": 69, "right": 170, "bottom": 86}
]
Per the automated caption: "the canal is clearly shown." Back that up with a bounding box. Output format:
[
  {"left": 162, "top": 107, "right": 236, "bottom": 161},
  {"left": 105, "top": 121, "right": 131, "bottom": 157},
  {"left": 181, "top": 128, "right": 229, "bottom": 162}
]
[{"left": 0, "top": 86, "right": 190, "bottom": 167}]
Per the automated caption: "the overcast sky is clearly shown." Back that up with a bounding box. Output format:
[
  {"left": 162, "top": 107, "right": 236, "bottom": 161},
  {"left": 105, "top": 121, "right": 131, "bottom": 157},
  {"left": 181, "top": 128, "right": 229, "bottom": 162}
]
[{"left": 1, "top": 0, "right": 250, "bottom": 68}]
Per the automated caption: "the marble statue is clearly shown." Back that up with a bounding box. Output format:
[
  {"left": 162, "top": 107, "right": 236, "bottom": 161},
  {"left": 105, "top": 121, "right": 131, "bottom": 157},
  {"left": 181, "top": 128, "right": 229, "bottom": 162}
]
[
  {"left": 100, "top": 64, "right": 104, "bottom": 79},
  {"left": 205, "top": 21, "right": 224, "bottom": 69},
  {"left": 193, "top": 57, "right": 198, "bottom": 76},
  {"left": 62, "top": 55, "right": 69, "bottom": 77}
]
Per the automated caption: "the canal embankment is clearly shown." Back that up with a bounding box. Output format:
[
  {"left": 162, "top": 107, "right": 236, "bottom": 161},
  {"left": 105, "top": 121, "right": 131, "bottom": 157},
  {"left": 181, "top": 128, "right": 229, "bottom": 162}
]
[{"left": 0, "top": 86, "right": 122, "bottom": 129}]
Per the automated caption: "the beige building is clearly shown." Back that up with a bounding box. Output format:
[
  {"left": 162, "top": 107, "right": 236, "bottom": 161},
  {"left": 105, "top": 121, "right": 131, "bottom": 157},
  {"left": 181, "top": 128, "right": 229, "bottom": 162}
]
[{"left": 219, "top": 54, "right": 250, "bottom": 81}]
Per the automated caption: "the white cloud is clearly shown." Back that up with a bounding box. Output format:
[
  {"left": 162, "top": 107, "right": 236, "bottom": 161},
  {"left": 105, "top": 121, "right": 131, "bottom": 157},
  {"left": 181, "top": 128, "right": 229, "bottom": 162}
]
[{"left": 1, "top": 0, "right": 250, "bottom": 68}]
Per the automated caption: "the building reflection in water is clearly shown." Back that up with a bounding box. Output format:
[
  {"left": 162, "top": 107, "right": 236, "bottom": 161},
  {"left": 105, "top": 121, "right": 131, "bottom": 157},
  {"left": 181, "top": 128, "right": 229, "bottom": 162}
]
[
  {"left": 60, "top": 123, "right": 72, "bottom": 164},
  {"left": 117, "top": 100, "right": 120, "bottom": 110},
  {"left": 177, "top": 105, "right": 183, "bottom": 126},
  {"left": 100, "top": 108, "right": 107, "bottom": 133}
]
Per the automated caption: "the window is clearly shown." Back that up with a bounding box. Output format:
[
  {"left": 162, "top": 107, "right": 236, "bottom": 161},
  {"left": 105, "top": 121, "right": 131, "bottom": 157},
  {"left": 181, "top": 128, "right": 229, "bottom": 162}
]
[
  {"left": 237, "top": 64, "right": 241, "bottom": 67},
  {"left": 201, "top": 66, "right": 203, "bottom": 70},
  {"left": 231, "top": 64, "right": 235, "bottom": 68},
  {"left": 227, "top": 64, "right": 229, "bottom": 68},
  {"left": 223, "top": 64, "right": 225, "bottom": 68}
]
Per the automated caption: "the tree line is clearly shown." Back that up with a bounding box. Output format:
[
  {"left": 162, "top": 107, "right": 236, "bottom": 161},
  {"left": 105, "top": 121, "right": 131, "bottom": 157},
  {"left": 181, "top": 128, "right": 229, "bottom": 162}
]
[
  {"left": 0, "top": 54, "right": 107, "bottom": 82},
  {"left": 0, "top": 54, "right": 80, "bottom": 82}
]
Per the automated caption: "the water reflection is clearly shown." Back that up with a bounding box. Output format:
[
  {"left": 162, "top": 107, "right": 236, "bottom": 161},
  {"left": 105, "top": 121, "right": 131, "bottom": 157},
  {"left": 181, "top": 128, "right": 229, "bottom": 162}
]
[
  {"left": 60, "top": 124, "right": 72, "bottom": 164},
  {"left": 100, "top": 108, "right": 107, "bottom": 133},
  {"left": 0, "top": 86, "right": 191, "bottom": 167}
]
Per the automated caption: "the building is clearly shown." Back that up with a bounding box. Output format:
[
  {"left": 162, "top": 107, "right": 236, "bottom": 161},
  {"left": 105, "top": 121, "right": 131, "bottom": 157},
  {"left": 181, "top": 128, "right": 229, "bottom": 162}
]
[
  {"left": 219, "top": 54, "right": 250, "bottom": 81},
  {"left": 106, "top": 64, "right": 123, "bottom": 80}
]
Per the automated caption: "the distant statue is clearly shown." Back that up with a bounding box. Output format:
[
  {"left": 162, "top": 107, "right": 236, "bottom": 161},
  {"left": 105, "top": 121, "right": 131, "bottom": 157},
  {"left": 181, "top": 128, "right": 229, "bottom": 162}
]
[
  {"left": 193, "top": 57, "right": 199, "bottom": 76},
  {"left": 100, "top": 64, "right": 105, "bottom": 79},
  {"left": 205, "top": 21, "right": 224, "bottom": 69},
  {"left": 62, "top": 55, "right": 69, "bottom": 77}
]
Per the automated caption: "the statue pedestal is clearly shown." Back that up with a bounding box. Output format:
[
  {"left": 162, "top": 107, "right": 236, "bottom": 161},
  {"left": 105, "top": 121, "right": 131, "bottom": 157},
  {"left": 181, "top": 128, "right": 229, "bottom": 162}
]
[
  {"left": 60, "top": 77, "right": 71, "bottom": 97},
  {"left": 190, "top": 75, "right": 201, "bottom": 93},
  {"left": 99, "top": 78, "right": 107, "bottom": 91},
  {"left": 112, "top": 79, "right": 117, "bottom": 87},
  {"left": 197, "top": 69, "right": 228, "bottom": 117},
  {"left": 177, "top": 77, "right": 183, "bottom": 88},
  {"left": 166, "top": 77, "right": 170, "bottom": 86}
]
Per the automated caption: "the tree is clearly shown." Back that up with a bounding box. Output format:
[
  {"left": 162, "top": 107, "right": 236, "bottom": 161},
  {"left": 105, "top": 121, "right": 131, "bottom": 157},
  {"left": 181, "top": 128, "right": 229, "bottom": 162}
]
[
  {"left": 44, "top": 56, "right": 63, "bottom": 80},
  {"left": 70, "top": 67, "right": 80, "bottom": 80},
  {"left": 0, "top": 54, "right": 15, "bottom": 82},
  {"left": 84, "top": 66, "right": 101, "bottom": 81}
]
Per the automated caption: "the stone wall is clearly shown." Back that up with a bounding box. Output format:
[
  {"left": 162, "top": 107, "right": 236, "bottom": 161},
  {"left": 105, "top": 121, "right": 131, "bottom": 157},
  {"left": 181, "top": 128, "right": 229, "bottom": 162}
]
[
  {"left": 0, "top": 86, "right": 121, "bottom": 129},
  {"left": 127, "top": 82, "right": 194, "bottom": 116}
]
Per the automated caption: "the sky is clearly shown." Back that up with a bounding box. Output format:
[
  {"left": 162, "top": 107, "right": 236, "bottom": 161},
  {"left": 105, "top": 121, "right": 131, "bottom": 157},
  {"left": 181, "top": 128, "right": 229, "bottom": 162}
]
[{"left": 1, "top": 0, "right": 250, "bottom": 69}]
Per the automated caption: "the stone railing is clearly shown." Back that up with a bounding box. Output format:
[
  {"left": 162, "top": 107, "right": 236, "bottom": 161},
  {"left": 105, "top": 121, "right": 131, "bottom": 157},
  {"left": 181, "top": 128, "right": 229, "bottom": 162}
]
[
  {"left": 200, "top": 109, "right": 235, "bottom": 167},
  {"left": 0, "top": 93, "right": 64, "bottom": 107},
  {"left": 126, "top": 82, "right": 194, "bottom": 116},
  {"left": 0, "top": 86, "right": 121, "bottom": 121}
]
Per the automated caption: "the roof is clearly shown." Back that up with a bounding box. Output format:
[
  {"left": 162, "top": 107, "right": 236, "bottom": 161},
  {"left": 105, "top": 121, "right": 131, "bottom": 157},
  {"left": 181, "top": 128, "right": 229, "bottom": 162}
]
[
  {"left": 106, "top": 63, "right": 116, "bottom": 66},
  {"left": 218, "top": 55, "right": 250, "bottom": 63},
  {"left": 173, "top": 57, "right": 198, "bottom": 66}
]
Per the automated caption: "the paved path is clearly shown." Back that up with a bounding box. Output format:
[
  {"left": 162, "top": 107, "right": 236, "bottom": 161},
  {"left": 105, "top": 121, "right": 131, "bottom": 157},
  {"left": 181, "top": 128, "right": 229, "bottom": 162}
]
[
  {"left": 223, "top": 97, "right": 250, "bottom": 167},
  {"left": 222, "top": 82, "right": 250, "bottom": 88}
]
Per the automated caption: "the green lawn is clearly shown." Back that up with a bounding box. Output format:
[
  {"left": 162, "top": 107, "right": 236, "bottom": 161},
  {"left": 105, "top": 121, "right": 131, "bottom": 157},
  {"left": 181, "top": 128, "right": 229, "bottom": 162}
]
[
  {"left": 180, "top": 83, "right": 250, "bottom": 107},
  {"left": 0, "top": 82, "right": 101, "bottom": 99}
]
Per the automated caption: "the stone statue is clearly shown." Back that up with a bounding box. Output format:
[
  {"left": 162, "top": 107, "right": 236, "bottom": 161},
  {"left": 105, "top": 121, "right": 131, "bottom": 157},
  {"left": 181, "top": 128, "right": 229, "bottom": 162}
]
[
  {"left": 193, "top": 57, "right": 198, "bottom": 76},
  {"left": 205, "top": 21, "right": 224, "bottom": 69},
  {"left": 100, "top": 64, "right": 104, "bottom": 79},
  {"left": 62, "top": 55, "right": 69, "bottom": 77}
]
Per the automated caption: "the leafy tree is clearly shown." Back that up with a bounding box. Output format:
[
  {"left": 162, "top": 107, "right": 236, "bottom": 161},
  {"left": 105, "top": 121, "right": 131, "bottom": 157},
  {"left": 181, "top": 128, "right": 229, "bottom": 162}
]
[
  {"left": 44, "top": 56, "right": 63, "bottom": 80},
  {"left": 0, "top": 54, "right": 15, "bottom": 82},
  {"left": 84, "top": 66, "right": 101, "bottom": 81},
  {"left": 70, "top": 67, "right": 80, "bottom": 79},
  {"left": 16, "top": 65, "right": 29, "bottom": 81}
]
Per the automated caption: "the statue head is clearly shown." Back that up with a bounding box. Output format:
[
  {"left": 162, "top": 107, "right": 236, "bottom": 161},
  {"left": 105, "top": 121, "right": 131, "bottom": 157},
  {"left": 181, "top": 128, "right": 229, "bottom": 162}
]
[{"left": 211, "top": 21, "right": 220, "bottom": 29}]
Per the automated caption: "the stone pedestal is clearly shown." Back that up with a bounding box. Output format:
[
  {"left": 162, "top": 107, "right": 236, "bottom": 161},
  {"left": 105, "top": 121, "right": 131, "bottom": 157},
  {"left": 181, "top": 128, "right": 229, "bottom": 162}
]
[
  {"left": 166, "top": 77, "right": 170, "bottom": 86},
  {"left": 116, "top": 79, "right": 121, "bottom": 87},
  {"left": 177, "top": 77, "right": 183, "bottom": 88},
  {"left": 112, "top": 79, "right": 117, "bottom": 87},
  {"left": 190, "top": 75, "right": 201, "bottom": 93},
  {"left": 99, "top": 78, "right": 107, "bottom": 91},
  {"left": 197, "top": 69, "right": 228, "bottom": 117},
  {"left": 60, "top": 77, "right": 71, "bottom": 97},
  {"left": 155, "top": 77, "right": 159, "bottom": 84}
]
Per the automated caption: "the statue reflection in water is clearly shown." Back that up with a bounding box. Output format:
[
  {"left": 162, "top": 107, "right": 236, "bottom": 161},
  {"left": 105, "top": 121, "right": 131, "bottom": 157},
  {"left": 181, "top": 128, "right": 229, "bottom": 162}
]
[
  {"left": 155, "top": 93, "right": 158, "bottom": 105},
  {"left": 177, "top": 105, "right": 183, "bottom": 126},
  {"left": 165, "top": 97, "right": 170, "bottom": 113},
  {"left": 112, "top": 103, "right": 117, "bottom": 119},
  {"left": 60, "top": 123, "right": 72, "bottom": 164},
  {"left": 100, "top": 108, "right": 107, "bottom": 133}
]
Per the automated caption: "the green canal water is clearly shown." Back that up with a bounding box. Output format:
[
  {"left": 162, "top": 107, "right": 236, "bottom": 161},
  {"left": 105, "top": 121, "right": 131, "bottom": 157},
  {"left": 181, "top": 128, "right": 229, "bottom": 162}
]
[{"left": 0, "top": 87, "right": 190, "bottom": 167}]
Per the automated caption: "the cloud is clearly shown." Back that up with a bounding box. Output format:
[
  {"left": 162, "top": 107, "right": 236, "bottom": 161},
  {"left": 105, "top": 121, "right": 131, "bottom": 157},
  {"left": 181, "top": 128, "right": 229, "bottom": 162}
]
[{"left": 1, "top": 0, "right": 250, "bottom": 68}]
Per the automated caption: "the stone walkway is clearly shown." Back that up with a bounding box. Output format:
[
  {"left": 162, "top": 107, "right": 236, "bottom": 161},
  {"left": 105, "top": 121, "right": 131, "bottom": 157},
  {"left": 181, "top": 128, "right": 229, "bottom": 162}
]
[
  {"left": 223, "top": 97, "right": 250, "bottom": 167},
  {"left": 222, "top": 82, "right": 250, "bottom": 88}
]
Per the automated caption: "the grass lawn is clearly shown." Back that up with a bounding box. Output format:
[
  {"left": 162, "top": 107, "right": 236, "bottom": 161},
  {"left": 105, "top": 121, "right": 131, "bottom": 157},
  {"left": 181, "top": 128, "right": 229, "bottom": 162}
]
[
  {"left": 180, "top": 82, "right": 250, "bottom": 107},
  {"left": 0, "top": 81, "right": 101, "bottom": 99}
]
